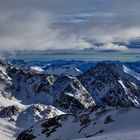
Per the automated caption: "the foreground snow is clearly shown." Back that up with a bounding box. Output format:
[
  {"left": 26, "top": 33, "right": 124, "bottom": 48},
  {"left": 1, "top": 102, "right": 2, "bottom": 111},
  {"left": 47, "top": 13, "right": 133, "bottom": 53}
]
[
  {"left": 17, "top": 108, "right": 140, "bottom": 140},
  {"left": 1, "top": 106, "right": 140, "bottom": 140},
  {"left": 77, "top": 130, "right": 140, "bottom": 140},
  {"left": 0, "top": 96, "right": 24, "bottom": 140},
  {"left": 0, "top": 118, "right": 17, "bottom": 140}
]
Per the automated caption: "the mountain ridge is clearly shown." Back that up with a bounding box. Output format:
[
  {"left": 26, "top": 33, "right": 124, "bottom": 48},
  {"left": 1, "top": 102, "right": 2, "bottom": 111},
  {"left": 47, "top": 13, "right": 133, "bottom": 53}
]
[{"left": 0, "top": 59, "right": 139, "bottom": 140}]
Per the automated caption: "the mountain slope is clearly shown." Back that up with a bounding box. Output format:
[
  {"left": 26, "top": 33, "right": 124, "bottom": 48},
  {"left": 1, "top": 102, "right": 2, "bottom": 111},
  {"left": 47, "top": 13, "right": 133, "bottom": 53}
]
[{"left": 51, "top": 76, "right": 95, "bottom": 113}]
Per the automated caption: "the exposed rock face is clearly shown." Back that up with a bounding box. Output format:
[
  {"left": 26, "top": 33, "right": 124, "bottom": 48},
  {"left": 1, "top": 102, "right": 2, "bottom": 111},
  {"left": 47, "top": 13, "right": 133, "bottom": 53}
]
[
  {"left": 0, "top": 62, "right": 13, "bottom": 98},
  {"left": 7, "top": 66, "right": 58, "bottom": 104},
  {"left": 52, "top": 76, "right": 95, "bottom": 113},
  {"left": 104, "top": 115, "right": 114, "bottom": 124},
  {"left": 17, "top": 130, "right": 36, "bottom": 140},
  {"left": 0, "top": 104, "right": 20, "bottom": 118}
]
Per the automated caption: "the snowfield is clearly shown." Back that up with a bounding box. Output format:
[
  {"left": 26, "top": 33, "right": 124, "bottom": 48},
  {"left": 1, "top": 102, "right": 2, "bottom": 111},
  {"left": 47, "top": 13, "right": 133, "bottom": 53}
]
[{"left": 75, "top": 108, "right": 140, "bottom": 140}]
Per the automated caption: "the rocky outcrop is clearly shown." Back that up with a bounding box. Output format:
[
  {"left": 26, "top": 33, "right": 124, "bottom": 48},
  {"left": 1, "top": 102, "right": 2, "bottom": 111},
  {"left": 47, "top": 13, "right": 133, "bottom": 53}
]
[{"left": 0, "top": 105, "right": 20, "bottom": 118}]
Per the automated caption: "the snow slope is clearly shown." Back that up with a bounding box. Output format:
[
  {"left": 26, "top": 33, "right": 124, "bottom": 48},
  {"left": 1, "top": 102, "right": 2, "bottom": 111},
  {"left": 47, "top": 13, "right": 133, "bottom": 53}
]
[
  {"left": 77, "top": 130, "right": 140, "bottom": 140},
  {"left": 17, "top": 108, "right": 140, "bottom": 140}
]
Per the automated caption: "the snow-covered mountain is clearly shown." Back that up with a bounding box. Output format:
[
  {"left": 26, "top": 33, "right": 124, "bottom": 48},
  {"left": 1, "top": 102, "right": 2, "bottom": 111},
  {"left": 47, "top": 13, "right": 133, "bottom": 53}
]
[
  {"left": 79, "top": 62, "right": 140, "bottom": 107},
  {"left": 0, "top": 59, "right": 140, "bottom": 140}
]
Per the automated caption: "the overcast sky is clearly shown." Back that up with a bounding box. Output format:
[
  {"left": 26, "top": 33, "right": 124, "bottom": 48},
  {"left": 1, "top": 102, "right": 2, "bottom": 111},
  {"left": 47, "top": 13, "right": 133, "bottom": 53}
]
[{"left": 0, "top": 0, "right": 140, "bottom": 51}]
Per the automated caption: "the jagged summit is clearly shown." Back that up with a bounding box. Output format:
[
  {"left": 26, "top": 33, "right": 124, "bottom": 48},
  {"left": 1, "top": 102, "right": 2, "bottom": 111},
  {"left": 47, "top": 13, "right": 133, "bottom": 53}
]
[
  {"left": 79, "top": 62, "right": 140, "bottom": 107},
  {"left": 52, "top": 75, "right": 95, "bottom": 112}
]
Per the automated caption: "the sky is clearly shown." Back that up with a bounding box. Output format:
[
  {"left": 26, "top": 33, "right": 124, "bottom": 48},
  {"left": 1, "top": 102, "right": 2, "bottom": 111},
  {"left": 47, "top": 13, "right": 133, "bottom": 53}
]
[{"left": 0, "top": 0, "right": 140, "bottom": 52}]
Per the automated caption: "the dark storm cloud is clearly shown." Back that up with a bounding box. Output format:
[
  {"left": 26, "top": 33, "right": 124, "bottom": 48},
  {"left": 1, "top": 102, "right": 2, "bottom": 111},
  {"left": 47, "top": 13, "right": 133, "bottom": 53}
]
[{"left": 0, "top": 0, "right": 140, "bottom": 51}]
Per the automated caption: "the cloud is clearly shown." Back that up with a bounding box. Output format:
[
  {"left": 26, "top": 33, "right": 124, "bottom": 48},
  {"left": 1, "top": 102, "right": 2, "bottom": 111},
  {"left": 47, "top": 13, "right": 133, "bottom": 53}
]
[
  {"left": 0, "top": 0, "right": 140, "bottom": 51},
  {"left": 0, "top": 11, "right": 55, "bottom": 50},
  {"left": 97, "top": 43, "right": 128, "bottom": 51},
  {"left": 0, "top": 10, "right": 93, "bottom": 51}
]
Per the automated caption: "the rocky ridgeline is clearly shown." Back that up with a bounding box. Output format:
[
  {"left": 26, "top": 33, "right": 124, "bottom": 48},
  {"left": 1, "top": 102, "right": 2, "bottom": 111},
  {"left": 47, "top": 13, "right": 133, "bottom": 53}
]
[{"left": 79, "top": 62, "right": 140, "bottom": 107}]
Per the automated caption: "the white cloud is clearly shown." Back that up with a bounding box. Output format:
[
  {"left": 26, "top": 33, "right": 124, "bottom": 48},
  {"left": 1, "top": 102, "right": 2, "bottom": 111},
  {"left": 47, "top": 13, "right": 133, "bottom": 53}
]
[{"left": 97, "top": 43, "right": 128, "bottom": 51}]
